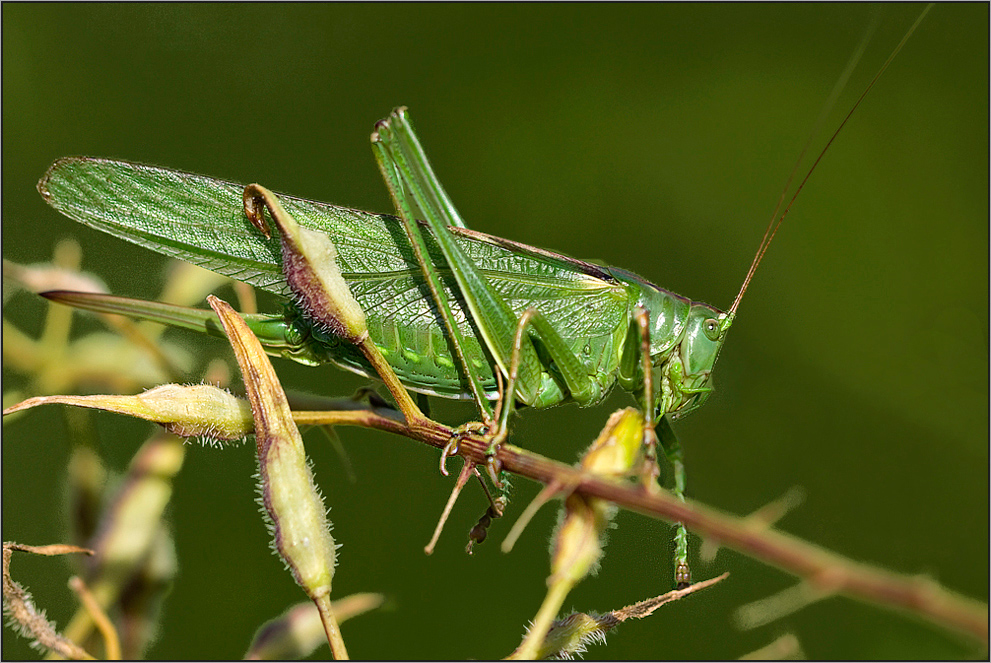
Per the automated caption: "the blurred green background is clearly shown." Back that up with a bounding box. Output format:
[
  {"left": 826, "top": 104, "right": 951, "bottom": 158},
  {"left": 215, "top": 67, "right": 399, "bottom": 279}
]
[{"left": 3, "top": 4, "right": 986, "bottom": 659}]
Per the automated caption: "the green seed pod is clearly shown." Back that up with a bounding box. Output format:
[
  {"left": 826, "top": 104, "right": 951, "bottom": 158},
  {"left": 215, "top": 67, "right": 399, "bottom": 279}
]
[
  {"left": 208, "top": 295, "right": 338, "bottom": 601},
  {"left": 2, "top": 384, "right": 254, "bottom": 443}
]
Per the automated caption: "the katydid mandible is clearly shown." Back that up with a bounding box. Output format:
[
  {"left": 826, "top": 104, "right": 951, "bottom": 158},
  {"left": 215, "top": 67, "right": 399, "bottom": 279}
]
[{"left": 35, "top": 10, "right": 927, "bottom": 585}]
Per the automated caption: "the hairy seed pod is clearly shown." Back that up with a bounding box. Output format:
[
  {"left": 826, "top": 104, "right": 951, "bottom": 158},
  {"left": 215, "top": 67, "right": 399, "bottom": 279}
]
[
  {"left": 243, "top": 184, "right": 367, "bottom": 344},
  {"left": 2, "top": 384, "right": 254, "bottom": 443},
  {"left": 208, "top": 295, "right": 338, "bottom": 601}
]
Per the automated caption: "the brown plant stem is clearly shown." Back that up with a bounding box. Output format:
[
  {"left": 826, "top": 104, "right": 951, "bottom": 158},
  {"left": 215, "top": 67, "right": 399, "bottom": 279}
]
[
  {"left": 313, "top": 594, "right": 349, "bottom": 660},
  {"left": 293, "top": 407, "right": 988, "bottom": 645},
  {"left": 2, "top": 543, "right": 96, "bottom": 660}
]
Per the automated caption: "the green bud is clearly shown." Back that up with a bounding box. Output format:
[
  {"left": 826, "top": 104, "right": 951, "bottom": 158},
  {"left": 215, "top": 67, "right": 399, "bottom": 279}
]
[
  {"left": 245, "top": 593, "right": 384, "bottom": 660},
  {"left": 578, "top": 407, "right": 644, "bottom": 477},
  {"left": 510, "top": 409, "right": 647, "bottom": 660},
  {"left": 550, "top": 408, "right": 644, "bottom": 584},
  {"left": 88, "top": 433, "right": 184, "bottom": 576},
  {"left": 532, "top": 611, "right": 605, "bottom": 660}
]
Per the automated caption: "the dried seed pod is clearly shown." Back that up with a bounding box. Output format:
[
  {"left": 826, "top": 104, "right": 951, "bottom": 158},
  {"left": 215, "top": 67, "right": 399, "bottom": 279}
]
[{"left": 243, "top": 184, "right": 367, "bottom": 344}]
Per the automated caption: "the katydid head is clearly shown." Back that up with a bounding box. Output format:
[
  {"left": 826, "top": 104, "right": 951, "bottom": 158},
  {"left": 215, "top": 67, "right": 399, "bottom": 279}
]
[
  {"left": 617, "top": 271, "right": 734, "bottom": 420},
  {"left": 666, "top": 303, "right": 733, "bottom": 419}
]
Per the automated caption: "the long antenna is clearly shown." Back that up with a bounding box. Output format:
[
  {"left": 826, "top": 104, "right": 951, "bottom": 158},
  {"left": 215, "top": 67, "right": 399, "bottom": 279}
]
[{"left": 727, "top": 5, "right": 931, "bottom": 319}]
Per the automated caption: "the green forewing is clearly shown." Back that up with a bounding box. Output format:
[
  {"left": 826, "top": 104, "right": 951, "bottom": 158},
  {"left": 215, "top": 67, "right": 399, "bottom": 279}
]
[{"left": 40, "top": 157, "right": 633, "bottom": 398}]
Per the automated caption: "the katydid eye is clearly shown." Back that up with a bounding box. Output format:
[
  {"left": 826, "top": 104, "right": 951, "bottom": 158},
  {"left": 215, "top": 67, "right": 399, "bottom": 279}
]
[{"left": 703, "top": 318, "right": 720, "bottom": 340}]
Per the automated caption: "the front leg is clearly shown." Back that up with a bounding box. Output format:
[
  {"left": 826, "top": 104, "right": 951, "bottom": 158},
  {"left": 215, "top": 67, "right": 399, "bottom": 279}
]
[{"left": 623, "top": 308, "right": 693, "bottom": 588}]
